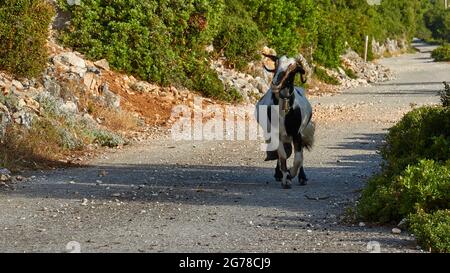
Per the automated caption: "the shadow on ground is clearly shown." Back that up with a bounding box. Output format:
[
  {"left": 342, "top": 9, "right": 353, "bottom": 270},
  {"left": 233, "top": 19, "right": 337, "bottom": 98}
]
[{"left": 4, "top": 133, "right": 386, "bottom": 214}]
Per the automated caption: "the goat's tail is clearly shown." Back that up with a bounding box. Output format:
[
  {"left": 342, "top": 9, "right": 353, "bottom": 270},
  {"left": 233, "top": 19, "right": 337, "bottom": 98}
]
[{"left": 302, "top": 121, "right": 315, "bottom": 151}]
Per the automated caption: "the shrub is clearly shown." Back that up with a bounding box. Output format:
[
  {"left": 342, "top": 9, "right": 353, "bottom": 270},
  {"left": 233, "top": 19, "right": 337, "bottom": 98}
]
[
  {"left": 357, "top": 104, "right": 450, "bottom": 251},
  {"left": 358, "top": 159, "right": 450, "bottom": 223},
  {"left": 90, "top": 129, "right": 124, "bottom": 148},
  {"left": 343, "top": 67, "right": 358, "bottom": 80},
  {"left": 247, "top": 0, "right": 317, "bottom": 56},
  {"left": 314, "top": 67, "right": 340, "bottom": 85},
  {"left": 409, "top": 209, "right": 450, "bottom": 253},
  {"left": 423, "top": 4, "right": 450, "bottom": 42},
  {"left": 0, "top": 0, "right": 54, "bottom": 78},
  {"left": 381, "top": 106, "right": 450, "bottom": 176},
  {"left": 432, "top": 44, "right": 450, "bottom": 62},
  {"left": 313, "top": 9, "right": 348, "bottom": 68},
  {"left": 57, "top": 0, "right": 242, "bottom": 101},
  {"left": 441, "top": 82, "right": 450, "bottom": 107},
  {"left": 213, "top": 0, "right": 264, "bottom": 70}
]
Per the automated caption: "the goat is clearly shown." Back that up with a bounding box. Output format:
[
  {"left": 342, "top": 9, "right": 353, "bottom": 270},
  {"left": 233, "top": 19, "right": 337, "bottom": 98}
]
[{"left": 256, "top": 54, "right": 315, "bottom": 189}]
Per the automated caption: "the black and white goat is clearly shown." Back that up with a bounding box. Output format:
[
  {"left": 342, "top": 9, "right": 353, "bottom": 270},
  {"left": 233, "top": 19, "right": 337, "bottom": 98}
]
[{"left": 256, "top": 54, "right": 315, "bottom": 189}]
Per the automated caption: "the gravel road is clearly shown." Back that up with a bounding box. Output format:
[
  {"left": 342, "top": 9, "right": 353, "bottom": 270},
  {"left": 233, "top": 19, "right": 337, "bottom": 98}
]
[{"left": 0, "top": 41, "right": 448, "bottom": 253}]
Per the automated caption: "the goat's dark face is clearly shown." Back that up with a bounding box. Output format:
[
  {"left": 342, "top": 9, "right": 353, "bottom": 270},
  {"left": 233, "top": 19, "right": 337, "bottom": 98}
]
[{"left": 264, "top": 54, "right": 306, "bottom": 96}]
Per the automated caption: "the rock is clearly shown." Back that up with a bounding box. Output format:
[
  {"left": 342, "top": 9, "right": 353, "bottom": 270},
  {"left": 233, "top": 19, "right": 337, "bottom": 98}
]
[
  {"left": 43, "top": 77, "right": 61, "bottom": 98},
  {"left": 53, "top": 52, "right": 87, "bottom": 77},
  {"left": 55, "top": 52, "right": 86, "bottom": 69},
  {"left": 59, "top": 101, "right": 78, "bottom": 113},
  {"left": 101, "top": 83, "right": 121, "bottom": 109},
  {"left": 392, "top": 228, "right": 402, "bottom": 234},
  {"left": 12, "top": 80, "right": 23, "bottom": 90},
  {"left": 83, "top": 72, "right": 99, "bottom": 91},
  {"left": 94, "top": 59, "right": 110, "bottom": 71},
  {"left": 0, "top": 102, "right": 11, "bottom": 138},
  {"left": 359, "top": 222, "right": 366, "bottom": 227},
  {"left": 212, "top": 58, "right": 266, "bottom": 103},
  {"left": 0, "top": 168, "right": 11, "bottom": 176},
  {"left": 12, "top": 110, "right": 34, "bottom": 128},
  {"left": 18, "top": 98, "right": 27, "bottom": 108},
  {"left": 397, "top": 218, "right": 408, "bottom": 229},
  {"left": 0, "top": 173, "right": 11, "bottom": 182},
  {"left": 24, "top": 97, "right": 40, "bottom": 113},
  {"left": 131, "top": 81, "right": 157, "bottom": 93},
  {"left": 87, "top": 66, "right": 101, "bottom": 75},
  {"left": 205, "top": 44, "right": 214, "bottom": 54},
  {"left": 82, "top": 113, "right": 97, "bottom": 125}
]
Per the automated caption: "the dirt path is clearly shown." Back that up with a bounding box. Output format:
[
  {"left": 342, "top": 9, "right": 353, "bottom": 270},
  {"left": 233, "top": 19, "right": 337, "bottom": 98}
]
[{"left": 1, "top": 41, "right": 448, "bottom": 253}]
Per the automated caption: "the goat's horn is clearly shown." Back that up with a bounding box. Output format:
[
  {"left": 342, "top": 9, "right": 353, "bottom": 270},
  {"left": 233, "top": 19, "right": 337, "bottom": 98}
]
[
  {"left": 262, "top": 53, "right": 279, "bottom": 62},
  {"left": 264, "top": 65, "right": 276, "bottom": 73},
  {"left": 295, "top": 54, "right": 310, "bottom": 83},
  {"left": 295, "top": 54, "right": 310, "bottom": 72}
]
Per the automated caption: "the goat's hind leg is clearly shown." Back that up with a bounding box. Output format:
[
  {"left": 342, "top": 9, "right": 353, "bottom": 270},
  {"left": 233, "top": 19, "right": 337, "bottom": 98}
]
[
  {"left": 278, "top": 144, "right": 292, "bottom": 189},
  {"left": 274, "top": 161, "right": 283, "bottom": 182},
  {"left": 299, "top": 166, "right": 308, "bottom": 186},
  {"left": 290, "top": 136, "right": 307, "bottom": 186}
]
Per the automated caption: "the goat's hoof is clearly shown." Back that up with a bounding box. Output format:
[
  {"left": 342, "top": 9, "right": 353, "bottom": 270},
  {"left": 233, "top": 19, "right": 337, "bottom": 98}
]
[
  {"left": 282, "top": 183, "right": 292, "bottom": 189},
  {"left": 299, "top": 178, "right": 308, "bottom": 186}
]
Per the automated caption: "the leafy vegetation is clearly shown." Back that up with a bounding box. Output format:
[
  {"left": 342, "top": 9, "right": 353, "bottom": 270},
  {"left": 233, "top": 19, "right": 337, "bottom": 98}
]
[
  {"left": 57, "top": 0, "right": 446, "bottom": 97},
  {"left": 57, "top": 0, "right": 233, "bottom": 101},
  {"left": 0, "top": 82, "right": 139, "bottom": 170},
  {"left": 432, "top": 44, "right": 450, "bottom": 61},
  {"left": 357, "top": 83, "right": 450, "bottom": 253},
  {"left": 409, "top": 209, "right": 450, "bottom": 253},
  {"left": 440, "top": 81, "right": 450, "bottom": 106},
  {"left": 422, "top": 1, "right": 450, "bottom": 43},
  {"left": 314, "top": 67, "right": 340, "bottom": 85},
  {"left": 0, "top": 0, "right": 54, "bottom": 78},
  {"left": 212, "top": 0, "right": 264, "bottom": 70},
  {"left": 343, "top": 67, "right": 358, "bottom": 80}
]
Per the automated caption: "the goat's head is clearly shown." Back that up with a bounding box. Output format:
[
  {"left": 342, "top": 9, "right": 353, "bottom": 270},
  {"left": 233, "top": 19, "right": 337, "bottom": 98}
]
[{"left": 263, "top": 54, "right": 307, "bottom": 97}]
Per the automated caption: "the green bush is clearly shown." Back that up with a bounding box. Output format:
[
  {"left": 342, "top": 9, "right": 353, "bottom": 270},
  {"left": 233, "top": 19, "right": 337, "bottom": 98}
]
[
  {"left": 358, "top": 104, "right": 450, "bottom": 251},
  {"left": 423, "top": 4, "right": 450, "bottom": 43},
  {"left": 213, "top": 0, "right": 264, "bottom": 70},
  {"left": 358, "top": 160, "right": 450, "bottom": 223},
  {"left": 441, "top": 82, "right": 450, "bottom": 107},
  {"left": 432, "top": 44, "right": 450, "bottom": 62},
  {"left": 58, "top": 0, "right": 239, "bottom": 101},
  {"left": 91, "top": 129, "right": 124, "bottom": 148},
  {"left": 343, "top": 67, "right": 358, "bottom": 80},
  {"left": 57, "top": 0, "right": 438, "bottom": 100},
  {"left": 381, "top": 106, "right": 450, "bottom": 176},
  {"left": 314, "top": 67, "right": 340, "bottom": 85},
  {"left": 409, "top": 209, "right": 450, "bottom": 253},
  {"left": 0, "top": 0, "right": 54, "bottom": 78},
  {"left": 246, "top": 0, "right": 317, "bottom": 57}
]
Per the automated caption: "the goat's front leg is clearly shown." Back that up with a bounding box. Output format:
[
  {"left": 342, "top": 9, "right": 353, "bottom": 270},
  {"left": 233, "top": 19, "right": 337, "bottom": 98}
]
[
  {"left": 290, "top": 136, "right": 307, "bottom": 186},
  {"left": 278, "top": 143, "right": 292, "bottom": 189}
]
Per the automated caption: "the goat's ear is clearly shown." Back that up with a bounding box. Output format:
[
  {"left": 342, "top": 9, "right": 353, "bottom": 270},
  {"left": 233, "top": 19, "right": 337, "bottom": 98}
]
[
  {"left": 296, "top": 66, "right": 307, "bottom": 83},
  {"left": 264, "top": 65, "right": 276, "bottom": 73},
  {"left": 296, "top": 66, "right": 306, "bottom": 75},
  {"left": 262, "top": 53, "right": 279, "bottom": 63}
]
